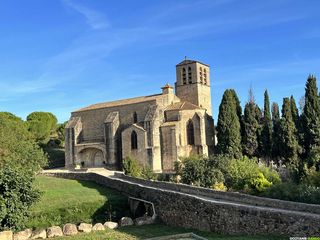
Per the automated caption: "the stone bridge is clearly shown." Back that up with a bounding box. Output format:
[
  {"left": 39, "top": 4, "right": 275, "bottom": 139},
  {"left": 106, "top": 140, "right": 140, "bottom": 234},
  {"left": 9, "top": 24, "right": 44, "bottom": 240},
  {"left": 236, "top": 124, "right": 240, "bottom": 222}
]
[{"left": 42, "top": 169, "right": 320, "bottom": 237}]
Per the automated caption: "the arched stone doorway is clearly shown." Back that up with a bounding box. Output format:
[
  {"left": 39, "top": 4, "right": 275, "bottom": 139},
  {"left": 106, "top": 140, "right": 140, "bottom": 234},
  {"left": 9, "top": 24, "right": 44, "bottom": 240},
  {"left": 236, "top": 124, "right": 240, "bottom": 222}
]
[
  {"left": 79, "top": 148, "right": 105, "bottom": 167},
  {"left": 93, "top": 150, "right": 104, "bottom": 166}
]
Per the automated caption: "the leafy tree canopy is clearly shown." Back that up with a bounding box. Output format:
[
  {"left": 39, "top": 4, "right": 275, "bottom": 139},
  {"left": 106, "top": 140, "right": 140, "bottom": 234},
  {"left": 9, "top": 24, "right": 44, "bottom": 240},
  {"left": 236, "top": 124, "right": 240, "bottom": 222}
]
[{"left": 26, "top": 112, "right": 58, "bottom": 144}]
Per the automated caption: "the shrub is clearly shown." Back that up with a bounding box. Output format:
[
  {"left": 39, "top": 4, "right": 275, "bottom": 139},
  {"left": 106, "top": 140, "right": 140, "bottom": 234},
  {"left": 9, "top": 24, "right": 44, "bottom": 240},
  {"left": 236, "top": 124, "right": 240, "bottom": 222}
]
[
  {"left": 141, "top": 165, "right": 157, "bottom": 180},
  {"left": 250, "top": 172, "right": 272, "bottom": 192},
  {"left": 122, "top": 157, "right": 142, "bottom": 178},
  {"left": 180, "top": 155, "right": 227, "bottom": 188},
  {"left": 225, "top": 156, "right": 277, "bottom": 193},
  {"left": 261, "top": 182, "right": 320, "bottom": 204},
  {"left": 180, "top": 156, "right": 206, "bottom": 186},
  {"left": 211, "top": 182, "right": 227, "bottom": 191},
  {"left": 203, "top": 169, "right": 225, "bottom": 188},
  {"left": 0, "top": 165, "right": 40, "bottom": 230},
  {"left": 226, "top": 156, "right": 260, "bottom": 190},
  {"left": 259, "top": 165, "right": 281, "bottom": 185}
]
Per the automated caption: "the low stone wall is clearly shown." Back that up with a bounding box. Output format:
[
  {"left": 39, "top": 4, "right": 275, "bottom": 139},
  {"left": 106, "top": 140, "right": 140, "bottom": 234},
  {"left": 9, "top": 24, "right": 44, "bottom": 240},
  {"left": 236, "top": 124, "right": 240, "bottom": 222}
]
[
  {"left": 115, "top": 173, "right": 320, "bottom": 215},
  {"left": 43, "top": 172, "right": 320, "bottom": 236}
]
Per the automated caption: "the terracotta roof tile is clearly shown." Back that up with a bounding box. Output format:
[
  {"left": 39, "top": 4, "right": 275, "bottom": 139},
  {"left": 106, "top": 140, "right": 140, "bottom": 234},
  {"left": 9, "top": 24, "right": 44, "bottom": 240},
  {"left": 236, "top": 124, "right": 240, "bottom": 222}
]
[
  {"left": 165, "top": 101, "right": 203, "bottom": 111},
  {"left": 73, "top": 94, "right": 162, "bottom": 112}
]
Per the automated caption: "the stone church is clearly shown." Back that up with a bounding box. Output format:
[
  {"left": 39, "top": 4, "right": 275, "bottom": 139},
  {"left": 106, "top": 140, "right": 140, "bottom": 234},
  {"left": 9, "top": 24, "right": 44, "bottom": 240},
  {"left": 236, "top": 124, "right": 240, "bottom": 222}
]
[{"left": 65, "top": 59, "right": 215, "bottom": 172}]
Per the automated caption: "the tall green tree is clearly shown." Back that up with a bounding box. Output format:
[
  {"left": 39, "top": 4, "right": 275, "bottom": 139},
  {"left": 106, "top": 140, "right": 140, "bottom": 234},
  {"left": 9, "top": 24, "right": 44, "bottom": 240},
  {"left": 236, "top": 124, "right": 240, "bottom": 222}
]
[
  {"left": 290, "top": 95, "right": 299, "bottom": 128},
  {"left": 302, "top": 75, "right": 320, "bottom": 160},
  {"left": 229, "top": 89, "right": 242, "bottom": 121},
  {"left": 279, "top": 98, "right": 299, "bottom": 167},
  {"left": 290, "top": 95, "right": 305, "bottom": 158},
  {"left": 0, "top": 112, "right": 47, "bottom": 230},
  {"left": 271, "top": 103, "right": 281, "bottom": 162},
  {"left": 217, "top": 89, "right": 242, "bottom": 158},
  {"left": 242, "top": 101, "right": 260, "bottom": 157},
  {"left": 0, "top": 112, "right": 47, "bottom": 172},
  {"left": 260, "top": 90, "right": 273, "bottom": 159}
]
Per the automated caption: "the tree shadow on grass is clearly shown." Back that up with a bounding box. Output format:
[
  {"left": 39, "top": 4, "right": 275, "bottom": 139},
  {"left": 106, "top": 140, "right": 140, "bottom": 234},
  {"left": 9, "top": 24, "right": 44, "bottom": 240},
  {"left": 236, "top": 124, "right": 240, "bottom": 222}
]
[
  {"left": 115, "top": 223, "right": 287, "bottom": 240},
  {"left": 75, "top": 179, "right": 132, "bottom": 224}
]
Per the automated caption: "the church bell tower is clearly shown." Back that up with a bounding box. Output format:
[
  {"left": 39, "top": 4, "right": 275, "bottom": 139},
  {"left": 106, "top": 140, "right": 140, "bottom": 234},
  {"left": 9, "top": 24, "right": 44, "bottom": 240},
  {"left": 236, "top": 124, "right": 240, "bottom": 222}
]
[{"left": 175, "top": 59, "right": 212, "bottom": 116}]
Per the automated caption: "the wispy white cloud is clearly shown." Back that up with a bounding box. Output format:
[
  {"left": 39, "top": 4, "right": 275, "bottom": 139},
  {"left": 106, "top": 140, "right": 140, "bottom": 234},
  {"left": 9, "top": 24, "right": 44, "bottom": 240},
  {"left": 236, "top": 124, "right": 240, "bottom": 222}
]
[
  {"left": 3, "top": 0, "right": 313, "bottom": 121},
  {"left": 62, "top": 0, "right": 110, "bottom": 30}
]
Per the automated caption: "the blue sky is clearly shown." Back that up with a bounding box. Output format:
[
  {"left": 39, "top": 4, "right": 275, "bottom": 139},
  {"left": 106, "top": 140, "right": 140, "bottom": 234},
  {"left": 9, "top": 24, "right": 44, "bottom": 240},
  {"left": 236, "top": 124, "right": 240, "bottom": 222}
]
[{"left": 1, "top": 0, "right": 320, "bottom": 123}]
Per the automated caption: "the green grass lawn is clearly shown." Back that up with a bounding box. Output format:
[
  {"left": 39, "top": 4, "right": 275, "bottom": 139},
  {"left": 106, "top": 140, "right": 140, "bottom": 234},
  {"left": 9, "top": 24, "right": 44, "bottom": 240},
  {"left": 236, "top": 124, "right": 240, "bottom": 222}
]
[
  {"left": 53, "top": 224, "right": 286, "bottom": 240},
  {"left": 28, "top": 176, "right": 285, "bottom": 240},
  {"left": 27, "top": 176, "right": 130, "bottom": 229}
]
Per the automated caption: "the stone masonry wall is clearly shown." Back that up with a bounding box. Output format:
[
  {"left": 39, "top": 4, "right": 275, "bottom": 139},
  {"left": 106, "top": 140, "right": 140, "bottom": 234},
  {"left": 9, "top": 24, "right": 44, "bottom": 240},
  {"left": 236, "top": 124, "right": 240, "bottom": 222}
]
[
  {"left": 42, "top": 172, "right": 320, "bottom": 236},
  {"left": 115, "top": 173, "right": 320, "bottom": 215}
]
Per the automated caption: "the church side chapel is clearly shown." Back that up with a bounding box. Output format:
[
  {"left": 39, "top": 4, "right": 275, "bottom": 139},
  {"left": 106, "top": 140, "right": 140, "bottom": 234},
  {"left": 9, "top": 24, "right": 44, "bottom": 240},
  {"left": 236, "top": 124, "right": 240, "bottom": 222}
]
[{"left": 65, "top": 59, "right": 215, "bottom": 172}]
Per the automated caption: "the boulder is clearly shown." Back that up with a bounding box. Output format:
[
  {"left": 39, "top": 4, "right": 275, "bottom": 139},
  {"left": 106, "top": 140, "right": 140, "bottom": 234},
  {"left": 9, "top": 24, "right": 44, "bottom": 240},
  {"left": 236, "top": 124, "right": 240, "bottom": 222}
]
[
  {"left": 13, "top": 229, "right": 32, "bottom": 240},
  {"left": 134, "top": 216, "right": 155, "bottom": 226},
  {"left": 78, "top": 223, "right": 92, "bottom": 233},
  {"left": 92, "top": 223, "right": 105, "bottom": 231},
  {"left": 119, "top": 217, "right": 133, "bottom": 227},
  {"left": 0, "top": 231, "right": 13, "bottom": 240},
  {"left": 103, "top": 221, "right": 118, "bottom": 229},
  {"left": 30, "top": 229, "right": 46, "bottom": 239},
  {"left": 46, "top": 226, "right": 63, "bottom": 238},
  {"left": 62, "top": 223, "right": 78, "bottom": 236}
]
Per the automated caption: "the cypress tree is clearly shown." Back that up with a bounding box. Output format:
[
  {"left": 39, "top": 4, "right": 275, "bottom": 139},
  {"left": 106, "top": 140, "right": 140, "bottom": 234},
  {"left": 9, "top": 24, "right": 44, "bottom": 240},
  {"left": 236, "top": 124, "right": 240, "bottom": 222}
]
[
  {"left": 271, "top": 102, "right": 281, "bottom": 162},
  {"left": 260, "top": 90, "right": 273, "bottom": 159},
  {"left": 290, "top": 95, "right": 299, "bottom": 128},
  {"left": 279, "top": 98, "right": 299, "bottom": 167},
  {"left": 230, "top": 89, "right": 244, "bottom": 147},
  {"left": 303, "top": 75, "right": 320, "bottom": 152},
  {"left": 302, "top": 75, "right": 320, "bottom": 167},
  {"left": 290, "top": 95, "right": 305, "bottom": 157},
  {"left": 217, "top": 89, "right": 242, "bottom": 158},
  {"left": 230, "top": 89, "right": 242, "bottom": 121},
  {"left": 242, "top": 99, "right": 260, "bottom": 157}
]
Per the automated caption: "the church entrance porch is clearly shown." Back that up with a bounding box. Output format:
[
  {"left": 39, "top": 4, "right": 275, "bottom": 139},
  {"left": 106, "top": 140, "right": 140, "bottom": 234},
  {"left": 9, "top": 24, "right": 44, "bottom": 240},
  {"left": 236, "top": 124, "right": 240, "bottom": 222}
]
[
  {"left": 75, "top": 143, "right": 107, "bottom": 168},
  {"left": 78, "top": 148, "right": 105, "bottom": 167}
]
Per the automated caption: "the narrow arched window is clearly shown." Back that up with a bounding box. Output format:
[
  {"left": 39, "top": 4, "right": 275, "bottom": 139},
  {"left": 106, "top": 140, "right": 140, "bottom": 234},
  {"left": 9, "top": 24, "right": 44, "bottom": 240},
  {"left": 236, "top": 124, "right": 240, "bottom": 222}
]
[
  {"left": 187, "top": 120, "right": 195, "bottom": 145},
  {"left": 188, "top": 66, "right": 192, "bottom": 83},
  {"left": 203, "top": 68, "right": 207, "bottom": 85},
  {"left": 182, "top": 68, "right": 186, "bottom": 84},
  {"left": 133, "top": 112, "right": 138, "bottom": 123},
  {"left": 131, "top": 131, "right": 138, "bottom": 149}
]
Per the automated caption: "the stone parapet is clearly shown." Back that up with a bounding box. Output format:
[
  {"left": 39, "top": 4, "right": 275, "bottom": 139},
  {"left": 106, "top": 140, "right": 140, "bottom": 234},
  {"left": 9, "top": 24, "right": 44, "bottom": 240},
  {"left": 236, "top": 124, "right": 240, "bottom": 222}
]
[{"left": 42, "top": 171, "right": 320, "bottom": 236}]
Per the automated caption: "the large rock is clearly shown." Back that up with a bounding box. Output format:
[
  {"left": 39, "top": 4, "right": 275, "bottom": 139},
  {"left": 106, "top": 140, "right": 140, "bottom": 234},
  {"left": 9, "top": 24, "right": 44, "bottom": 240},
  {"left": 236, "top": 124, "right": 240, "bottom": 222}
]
[
  {"left": 13, "top": 229, "right": 32, "bottom": 240},
  {"left": 92, "top": 223, "right": 105, "bottom": 231},
  {"left": 62, "top": 223, "right": 78, "bottom": 236},
  {"left": 46, "top": 226, "right": 63, "bottom": 238},
  {"left": 0, "top": 231, "right": 13, "bottom": 240},
  {"left": 119, "top": 217, "right": 133, "bottom": 227},
  {"left": 103, "top": 221, "right": 118, "bottom": 229},
  {"left": 30, "top": 229, "right": 46, "bottom": 239},
  {"left": 78, "top": 223, "right": 92, "bottom": 233},
  {"left": 134, "top": 216, "right": 155, "bottom": 226}
]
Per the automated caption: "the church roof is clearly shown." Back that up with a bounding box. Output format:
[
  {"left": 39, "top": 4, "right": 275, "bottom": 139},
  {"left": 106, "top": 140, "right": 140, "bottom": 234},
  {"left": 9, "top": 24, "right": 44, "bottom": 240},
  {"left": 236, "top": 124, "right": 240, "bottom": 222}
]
[
  {"left": 73, "top": 94, "right": 162, "bottom": 112},
  {"left": 165, "top": 101, "right": 204, "bottom": 111},
  {"left": 176, "top": 59, "right": 209, "bottom": 67}
]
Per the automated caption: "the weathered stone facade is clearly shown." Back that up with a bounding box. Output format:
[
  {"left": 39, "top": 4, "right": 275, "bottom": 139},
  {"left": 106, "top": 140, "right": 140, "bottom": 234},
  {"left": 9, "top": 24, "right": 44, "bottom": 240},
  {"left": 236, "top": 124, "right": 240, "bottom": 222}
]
[{"left": 65, "top": 60, "right": 214, "bottom": 172}]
